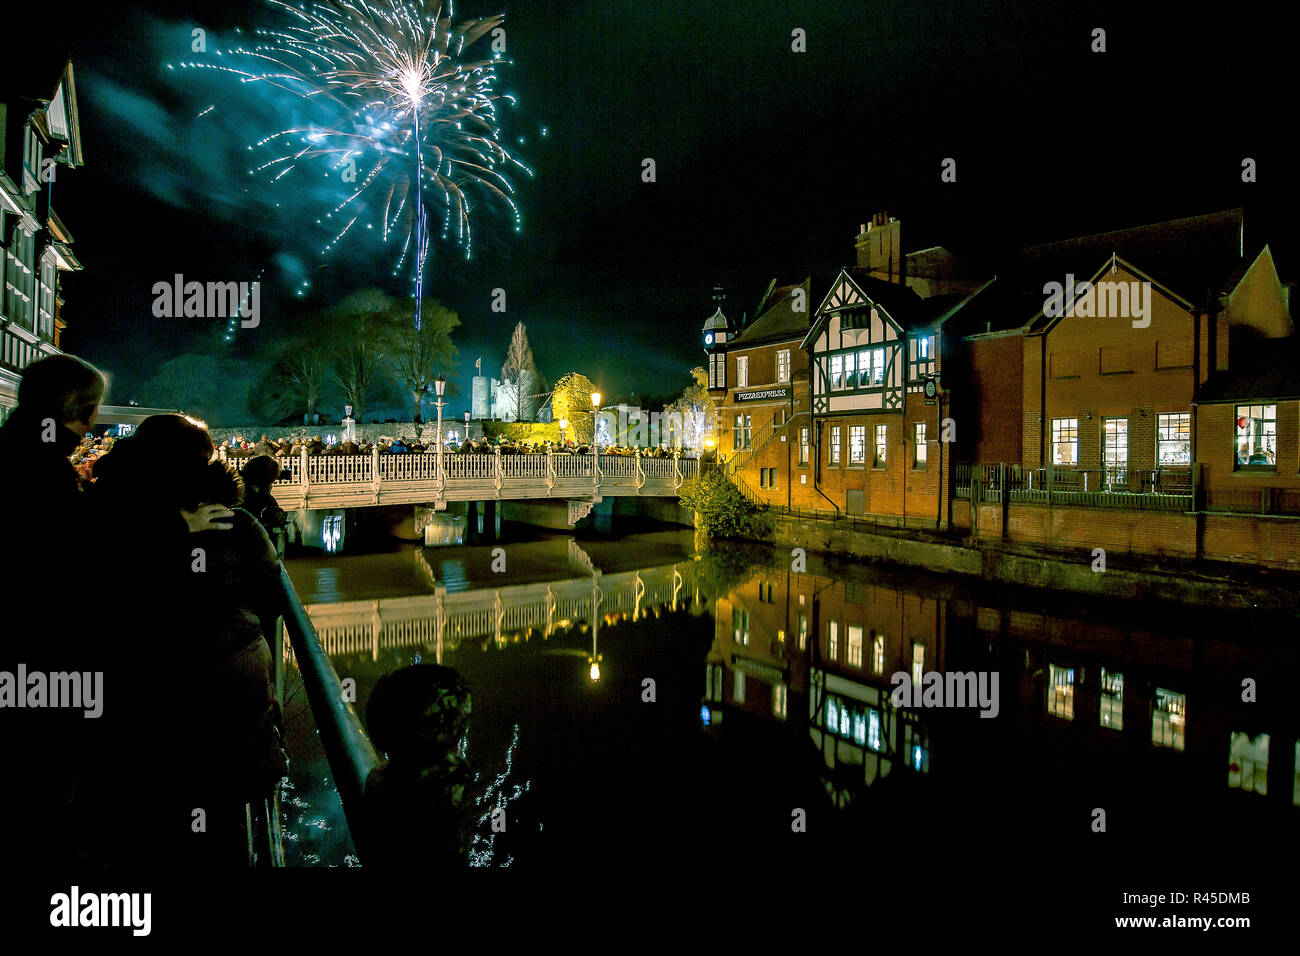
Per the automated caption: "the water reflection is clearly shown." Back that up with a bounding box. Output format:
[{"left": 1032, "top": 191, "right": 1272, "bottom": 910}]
[{"left": 282, "top": 533, "right": 1300, "bottom": 867}]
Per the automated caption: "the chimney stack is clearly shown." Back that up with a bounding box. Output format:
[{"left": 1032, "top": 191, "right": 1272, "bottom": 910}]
[{"left": 855, "top": 211, "right": 903, "bottom": 284}]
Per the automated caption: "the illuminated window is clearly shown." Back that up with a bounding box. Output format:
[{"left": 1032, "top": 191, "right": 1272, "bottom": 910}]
[
  {"left": 799, "top": 427, "right": 810, "bottom": 465},
  {"left": 1052, "top": 418, "right": 1079, "bottom": 466},
  {"left": 874, "top": 424, "right": 887, "bottom": 466},
  {"left": 849, "top": 426, "right": 866, "bottom": 464},
  {"left": 828, "top": 620, "right": 839, "bottom": 660},
  {"left": 1234, "top": 404, "right": 1276, "bottom": 467},
  {"left": 733, "top": 414, "right": 751, "bottom": 450},
  {"left": 867, "top": 709, "right": 882, "bottom": 751},
  {"left": 1157, "top": 412, "right": 1191, "bottom": 465},
  {"left": 911, "top": 642, "right": 924, "bottom": 685},
  {"left": 872, "top": 632, "right": 885, "bottom": 674},
  {"left": 1227, "top": 732, "right": 1268, "bottom": 795},
  {"left": 777, "top": 350, "right": 790, "bottom": 383},
  {"left": 919, "top": 336, "right": 930, "bottom": 359},
  {"left": 1100, "top": 668, "right": 1123, "bottom": 730},
  {"left": 914, "top": 423, "right": 927, "bottom": 467},
  {"left": 732, "top": 607, "right": 749, "bottom": 646},
  {"left": 734, "top": 670, "right": 745, "bottom": 704},
  {"left": 1152, "top": 688, "right": 1186, "bottom": 750},
  {"left": 1103, "top": 418, "right": 1128, "bottom": 485},
  {"left": 851, "top": 710, "right": 867, "bottom": 746},
  {"left": 798, "top": 613, "right": 808, "bottom": 651},
  {"left": 773, "top": 683, "right": 788, "bottom": 720},
  {"left": 856, "top": 350, "right": 871, "bottom": 388},
  {"left": 842, "top": 352, "right": 855, "bottom": 391},
  {"left": 736, "top": 355, "right": 749, "bottom": 388},
  {"left": 872, "top": 349, "right": 885, "bottom": 386},
  {"left": 1048, "top": 664, "right": 1074, "bottom": 720},
  {"left": 847, "top": 626, "right": 863, "bottom": 668},
  {"left": 829, "top": 355, "right": 843, "bottom": 391},
  {"left": 829, "top": 426, "right": 841, "bottom": 465}
]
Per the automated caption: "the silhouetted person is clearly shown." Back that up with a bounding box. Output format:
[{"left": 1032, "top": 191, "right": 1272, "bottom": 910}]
[{"left": 0, "top": 355, "right": 106, "bottom": 867}]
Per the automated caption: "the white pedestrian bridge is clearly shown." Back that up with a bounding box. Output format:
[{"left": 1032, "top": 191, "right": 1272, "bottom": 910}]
[{"left": 227, "top": 448, "right": 702, "bottom": 515}]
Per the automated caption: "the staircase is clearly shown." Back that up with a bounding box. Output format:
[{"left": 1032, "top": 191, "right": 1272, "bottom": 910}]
[{"left": 727, "top": 395, "right": 804, "bottom": 477}]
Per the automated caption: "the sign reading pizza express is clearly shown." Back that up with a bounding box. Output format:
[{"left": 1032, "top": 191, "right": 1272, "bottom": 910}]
[{"left": 735, "top": 386, "right": 790, "bottom": 403}]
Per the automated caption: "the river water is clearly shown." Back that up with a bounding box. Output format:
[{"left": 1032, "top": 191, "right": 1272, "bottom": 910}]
[{"left": 278, "top": 519, "right": 1300, "bottom": 877}]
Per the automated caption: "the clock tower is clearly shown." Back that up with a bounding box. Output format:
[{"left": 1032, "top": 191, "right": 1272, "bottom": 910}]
[{"left": 702, "top": 284, "right": 731, "bottom": 395}]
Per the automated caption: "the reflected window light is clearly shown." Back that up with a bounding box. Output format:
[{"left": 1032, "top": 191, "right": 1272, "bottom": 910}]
[
  {"left": 734, "top": 670, "right": 745, "bottom": 704},
  {"left": 1227, "top": 731, "right": 1269, "bottom": 795},
  {"left": 912, "top": 744, "right": 925, "bottom": 772},
  {"left": 1048, "top": 663, "right": 1075, "bottom": 720},
  {"left": 700, "top": 705, "right": 711, "bottom": 726},
  {"left": 772, "top": 683, "right": 787, "bottom": 720},
  {"left": 1100, "top": 668, "right": 1123, "bottom": 730},
  {"left": 911, "top": 641, "right": 924, "bottom": 685},
  {"left": 1152, "top": 687, "right": 1186, "bottom": 750},
  {"left": 322, "top": 514, "right": 343, "bottom": 553},
  {"left": 872, "top": 632, "right": 885, "bottom": 675},
  {"left": 852, "top": 711, "right": 867, "bottom": 746},
  {"left": 868, "top": 709, "right": 882, "bottom": 751}
]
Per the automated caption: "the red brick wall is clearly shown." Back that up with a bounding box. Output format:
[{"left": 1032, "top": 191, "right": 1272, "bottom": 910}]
[{"left": 963, "top": 335, "right": 1024, "bottom": 463}]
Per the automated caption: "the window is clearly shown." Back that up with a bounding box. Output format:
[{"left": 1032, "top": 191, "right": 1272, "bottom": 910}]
[
  {"left": 856, "top": 350, "right": 871, "bottom": 388},
  {"left": 733, "top": 414, "right": 751, "bottom": 450},
  {"left": 772, "top": 683, "right": 788, "bottom": 720},
  {"left": 1048, "top": 664, "right": 1074, "bottom": 720},
  {"left": 872, "top": 349, "right": 885, "bottom": 386},
  {"left": 919, "top": 336, "right": 930, "bottom": 359},
  {"left": 1103, "top": 418, "right": 1128, "bottom": 485},
  {"left": 777, "top": 350, "right": 790, "bottom": 383},
  {"left": 842, "top": 352, "right": 855, "bottom": 391},
  {"left": 914, "top": 423, "right": 927, "bottom": 467},
  {"left": 874, "top": 424, "right": 887, "bottom": 466},
  {"left": 849, "top": 425, "right": 866, "bottom": 464},
  {"left": 828, "top": 621, "right": 839, "bottom": 660},
  {"left": 798, "top": 427, "right": 809, "bottom": 465},
  {"left": 847, "top": 626, "right": 863, "bottom": 668},
  {"left": 797, "top": 613, "right": 808, "bottom": 651},
  {"left": 911, "top": 642, "right": 924, "bottom": 685},
  {"left": 732, "top": 607, "right": 749, "bottom": 646},
  {"left": 1235, "top": 404, "right": 1276, "bottom": 467},
  {"left": 829, "top": 426, "right": 841, "bottom": 465},
  {"left": 1100, "top": 669, "right": 1123, "bottom": 730},
  {"left": 867, "top": 709, "right": 882, "bottom": 751},
  {"left": 736, "top": 356, "right": 749, "bottom": 388},
  {"left": 1152, "top": 688, "right": 1186, "bottom": 750},
  {"left": 1157, "top": 412, "right": 1191, "bottom": 465},
  {"left": 1052, "top": 418, "right": 1079, "bottom": 466},
  {"left": 872, "top": 632, "right": 885, "bottom": 674},
  {"left": 1228, "top": 732, "right": 1268, "bottom": 795},
  {"left": 758, "top": 467, "right": 777, "bottom": 489},
  {"left": 829, "top": 355, "right": 843, "bottom": 391}
]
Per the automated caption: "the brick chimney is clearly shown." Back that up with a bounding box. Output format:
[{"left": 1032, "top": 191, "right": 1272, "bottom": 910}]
[{"left": 855, "top": 211, "right": 902, "bottom": 284}]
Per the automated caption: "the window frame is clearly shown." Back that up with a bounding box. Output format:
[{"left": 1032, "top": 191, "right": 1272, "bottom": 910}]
[
  {"left": 1233, "top": 404, "right": 1276, "bottom": 470},
  {"left": 1051, "top": 417, "right": 1079, "bottom": 467}
]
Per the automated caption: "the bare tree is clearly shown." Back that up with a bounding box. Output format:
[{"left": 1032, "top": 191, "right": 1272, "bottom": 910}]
[
  {"left": 500, "top": 321, "right": 539, "bottom": 422},
  {"left": 381, "top": 298, "right": 460, "bottom": 422},
  {"left": 330, "top": 289, "right": 391, "bottom": 422}
]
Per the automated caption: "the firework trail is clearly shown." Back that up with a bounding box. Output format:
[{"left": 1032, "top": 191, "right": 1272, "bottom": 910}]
[{"left": 177, "top": 0, "right": 530, "bottom": 329}]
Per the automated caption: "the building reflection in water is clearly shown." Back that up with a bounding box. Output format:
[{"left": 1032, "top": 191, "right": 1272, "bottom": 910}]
[{"left": 289, "top": 538, "right": 1300, "bottom": 865}]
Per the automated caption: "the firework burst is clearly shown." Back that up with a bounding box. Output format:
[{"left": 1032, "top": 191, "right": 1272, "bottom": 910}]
[{"left": 178, "top": 0, "right": 530, "bottom": 328}]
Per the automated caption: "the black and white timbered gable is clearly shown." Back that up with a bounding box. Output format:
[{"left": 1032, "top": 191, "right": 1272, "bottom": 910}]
[{"left": 801, "top": 269, "right": 934, "bottom": 416}]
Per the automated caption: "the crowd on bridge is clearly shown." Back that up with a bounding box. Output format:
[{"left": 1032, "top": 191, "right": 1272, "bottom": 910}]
[
  {"left": 220, "top": 433, "right": 694, "bottom": 459},
  {"left": 0, "top": 355, "right": 290, "bottom": 869}
]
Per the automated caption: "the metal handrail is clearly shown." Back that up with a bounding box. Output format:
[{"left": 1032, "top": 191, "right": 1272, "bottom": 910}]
[{"left": 276, "top": 564, "right": 381, "bottom": 855}]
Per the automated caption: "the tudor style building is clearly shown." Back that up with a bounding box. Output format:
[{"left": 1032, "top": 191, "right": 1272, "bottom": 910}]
[{"left": 0, "top": 60, "right": 84, "bottom": 423}]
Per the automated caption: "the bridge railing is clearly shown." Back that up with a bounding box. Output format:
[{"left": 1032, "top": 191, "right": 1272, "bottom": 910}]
[{"left": 237, "top": 449, "right": 702, "bottom": 491}]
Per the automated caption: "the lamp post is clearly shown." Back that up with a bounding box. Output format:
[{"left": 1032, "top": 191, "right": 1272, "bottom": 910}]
[
  {"left": 590, "top": 391, "right": 602, "bottom": 480},
  {"left": 559, "top": 417, "right": 568, "bottom": 447},
  {"left": 434, "top": 376, "right": 446, "bottom": 487}
]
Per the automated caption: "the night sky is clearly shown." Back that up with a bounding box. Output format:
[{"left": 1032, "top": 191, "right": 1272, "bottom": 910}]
[{"left": 4, "top": 0, "right": 1295, "bottom": 422}]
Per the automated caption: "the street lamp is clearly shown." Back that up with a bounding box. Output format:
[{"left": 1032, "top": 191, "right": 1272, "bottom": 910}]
[
  {"left": 559, "top": 417, "right": 568, "bottom": 446},
  {"left": 434, "top": 376, "right": 446, "bottom": 488},
  {"left": 590, "top": 391, "right": 602, "bottom": 480}
]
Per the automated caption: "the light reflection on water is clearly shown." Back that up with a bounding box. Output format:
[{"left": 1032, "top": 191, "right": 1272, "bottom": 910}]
[{"left": 279, "top": 530, "right": 1300, "bottom": 869}]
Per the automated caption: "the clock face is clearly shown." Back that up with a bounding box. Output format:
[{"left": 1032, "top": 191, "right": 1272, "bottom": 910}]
[
  {"left": 704, "top": 332, "right": 714, "bottom": 346},
  {"left": 924, "top": 378, "right": 938, "bottom": 398}
]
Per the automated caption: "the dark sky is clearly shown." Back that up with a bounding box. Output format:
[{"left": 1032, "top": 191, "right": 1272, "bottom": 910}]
[{"left": 5, "top": 0, "right": 1296, "bottom": 421}]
